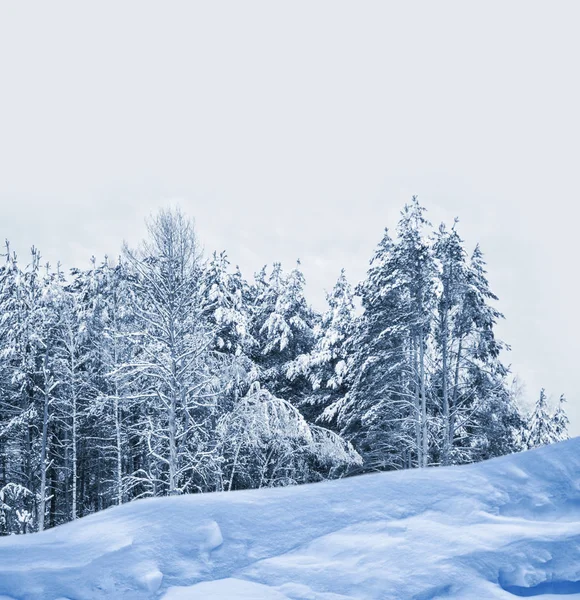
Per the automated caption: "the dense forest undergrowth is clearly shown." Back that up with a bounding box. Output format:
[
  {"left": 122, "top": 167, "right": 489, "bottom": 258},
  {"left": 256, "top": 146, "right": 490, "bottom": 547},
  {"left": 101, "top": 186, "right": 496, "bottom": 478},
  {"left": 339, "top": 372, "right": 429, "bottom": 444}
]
[{"left": 0, "top": 198, "right": 569, "bottom": 535}]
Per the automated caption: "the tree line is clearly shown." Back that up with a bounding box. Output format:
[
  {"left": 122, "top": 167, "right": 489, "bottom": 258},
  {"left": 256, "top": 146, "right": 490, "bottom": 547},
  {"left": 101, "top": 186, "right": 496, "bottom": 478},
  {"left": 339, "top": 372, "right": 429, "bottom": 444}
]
[{"left": 0, "top": 199, "right": 568, "bottom": 535}]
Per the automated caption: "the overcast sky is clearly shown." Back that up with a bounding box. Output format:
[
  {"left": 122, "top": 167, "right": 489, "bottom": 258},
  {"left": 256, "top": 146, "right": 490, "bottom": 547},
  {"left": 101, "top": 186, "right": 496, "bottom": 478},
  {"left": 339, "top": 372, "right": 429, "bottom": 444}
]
[{"left": 1, "top": 1, "right": 579, "bottom": 431}]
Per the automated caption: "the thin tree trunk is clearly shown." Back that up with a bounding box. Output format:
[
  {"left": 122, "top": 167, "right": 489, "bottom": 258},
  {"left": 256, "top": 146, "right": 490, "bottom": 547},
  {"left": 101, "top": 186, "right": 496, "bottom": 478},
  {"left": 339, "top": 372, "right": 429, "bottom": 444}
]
[
  {"left": 167, "top": 305, "right": 179, "bottom": 495},
  {"left": 419, "top": 329, "right": 428, "bottom": 468},
  {"left": 113, "top": 329, "right": 123, "bottom": 505},
  {"left": 168, "top": 393, "right": 177, "bottom": 494},
  {"left": 440, "top": 307, "right": 450, "bottom": 466},
  {"left": 38, "top": 350, "right": 51, "bottom": 532},
  {"left": 49, "top": 463, "right": 57, "bottom": 528},
  {"left": 450, "top": 336, "right": 463, "bottom": 453},
  {"left": 70, "top": 346, "right": 78, "bottom": 520},
  {"left": 227, "top": 442, "right": 242, "bottom": 492},
  {"left": 114, "top": 394, "right": 123, "bottom": 505},
  {"left": 412, "top": 336, "right": 422, "bottom": 468},
  {"left": 227, "top": 381, "right": 242, "bottom": 491}
]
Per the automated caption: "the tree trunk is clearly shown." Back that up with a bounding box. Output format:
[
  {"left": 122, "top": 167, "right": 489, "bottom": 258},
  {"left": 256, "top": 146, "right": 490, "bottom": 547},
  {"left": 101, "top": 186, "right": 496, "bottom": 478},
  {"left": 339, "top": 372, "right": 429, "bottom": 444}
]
[
  {"left": 168, "top": 392, "right": 177, "bottom": 494},
  {"left": 227, "top": 442, "right": 243, "bottom": 492},
  {"left": 71, "top": 348, "right": 78, "bottom": 520},
  {"left": 114, "top": 395, "right": 123, "bottom": 505},
  {"left": 113, "top": 328, "right": 123, "bottom": 506},
  {"left": 419, "top": 329, "right": 428, "bottom": 468},
  {"left": 450, "top": 336, "right": 463, "bottom": 455},
  {"left": 412, "top": 336, "right": 422, "bottom": 468},
  {"left": 38, "top": 350, "right": 51, "bottom": 532},
  {"left": 168, "top": 314, "right": 179, "bottom": 495},
  {"left": 440, "top": 308, "right": 450, "bottom": 466}
]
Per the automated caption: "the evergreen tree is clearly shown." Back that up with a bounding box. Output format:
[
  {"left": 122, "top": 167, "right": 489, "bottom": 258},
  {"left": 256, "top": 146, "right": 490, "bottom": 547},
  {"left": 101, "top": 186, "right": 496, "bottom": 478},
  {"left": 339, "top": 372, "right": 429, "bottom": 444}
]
[
  {"left": 92, "top": 257, "right": 137, "bottom": 506},
  {"left": 52, "top": 272, "right": 90, "bottom": 521},
  {"left": 527, "top": 389, "right": 556, "bottom": 448},
  {"left": 394, "top": 197, "right": 437, "bottom": 468},
  {"left": 200, "top": 251, "right": 258, "bottom": 409},
  {"left": 327, "top": 227, "right": 409, "bottom": 470},
  {"left": 452, "top": 245, "right": 518, "bottom": 463},
  {"left": 289, "top": 269, "right": 355, "bottom": 424},
  {"left": 0, "top": 245, "right": 38, "bottom": 534},
  {"left": 251, "top": 261, "right": 316, "bottom": 406},
  {"left": 200, "top": 251, "right": 255, "bottom": 358},
  {"left": 432, "top": 220, "right": 467, "bottom": 465},
  {"left": 552, "top": 394, "right": 570, "bottom": 442},
  {"left": 333, "top": 198, "right": 437, "bottom": 471}
]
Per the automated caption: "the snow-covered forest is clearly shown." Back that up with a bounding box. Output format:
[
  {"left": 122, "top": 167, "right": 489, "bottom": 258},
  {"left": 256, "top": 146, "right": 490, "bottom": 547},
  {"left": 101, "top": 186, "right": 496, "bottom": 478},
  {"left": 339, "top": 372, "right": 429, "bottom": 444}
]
[{"left": 0, "top": 198, "right": 568, "bottom": 535}]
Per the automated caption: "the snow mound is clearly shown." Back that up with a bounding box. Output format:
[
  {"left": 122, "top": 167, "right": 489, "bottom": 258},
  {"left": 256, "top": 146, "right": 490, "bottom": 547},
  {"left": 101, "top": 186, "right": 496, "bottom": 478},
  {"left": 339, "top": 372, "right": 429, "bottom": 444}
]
[{"left": 1, "top": 439, "right": 580, "bottom": 599}]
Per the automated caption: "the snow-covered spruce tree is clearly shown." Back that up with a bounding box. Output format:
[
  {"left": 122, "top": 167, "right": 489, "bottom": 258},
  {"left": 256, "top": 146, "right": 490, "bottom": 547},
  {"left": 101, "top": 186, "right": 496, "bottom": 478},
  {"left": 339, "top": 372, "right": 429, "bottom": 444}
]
[
  {"left": 430, "top": 223, "right": 519, "bottom": 464},
  {"left": 0, "top": 246, "right": 39, "bottom": 535},
  {"left": 50, "top": 261, "right": 102, "bottom": 517},
  {"left": 288, "top": 269, "right": 355, "bottom": 425},
  {"left": 526, "top": 389, "right": 553, "bottom": 448},
  {"left": 526, "top": 389, "right": 568, "bottom": 448},
  {"left": 467, "top": 383, "right": 525, "bottom": 461},
  {"left": 0, "top": 249, "right": 66, "bottom": 531},
  {"left": 332, "top": 198, "right": 437, "bottom": 471},
  {"left": 50, "top": 272, "right": 92, "bottom": 522},
  {"left": 250, "top": 261, "right": 317, "bottom": 407},
  {"left": 34, "top": 264, "right": 67, "bottom": 532},
  {"left": 0, "top": 246, "right": 19, "bottom": 484},
  {"left": 0, "top": 249, "right": 34, "bottom": 522},
  {"left": 324, "top": 228, "right": 408, "bottom": 471},
  {"left": 325, "top": 200, "right": 522, "bottom": 472},
  {"left": 552, "top": 394, "right": 570, "bottom": 442},
  {"left": 215, "top": 382, "right": 361, "bottom": 490},
  {"left": 200, "top": 251, "right": 255, "bottom": 359},
  {"left": 91, "top": 257, "right": 138, "bottom": 507},
  {"left": 0, "top": 247, "right": 61, "bottom": 532},
  {"left": 200, "top": 251, "right": 258, "bottom": 415},
  {"left": 118, "top": 208, "right": 226, "bottom": 496},
  {"left": 432, "top": 220, "right": 468, "bottom": 465},
  {"left": 54, "top": 257, "right": 135, "bottom": 516},
  {"left": 450, "top": 245, "right": 522, "bottom": 463},
  {"left": 395, "top": 198, "right": 438, "bottom": 468},
  {"left": 9, "top": 254, "right": 65, "bottom": 532}
]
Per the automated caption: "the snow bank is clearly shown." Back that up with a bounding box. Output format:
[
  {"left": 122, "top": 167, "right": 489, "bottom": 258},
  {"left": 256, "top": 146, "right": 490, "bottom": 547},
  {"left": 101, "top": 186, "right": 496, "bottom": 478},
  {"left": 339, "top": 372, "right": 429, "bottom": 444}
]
[{"left": 1, "top": 439, "right": 579, "bottom": 599}]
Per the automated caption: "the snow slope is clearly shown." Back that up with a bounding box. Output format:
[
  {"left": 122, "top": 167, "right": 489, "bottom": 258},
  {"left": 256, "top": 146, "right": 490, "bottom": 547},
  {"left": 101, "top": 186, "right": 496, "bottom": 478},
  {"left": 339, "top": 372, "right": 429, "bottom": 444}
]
[{"left": 1, "top": 440, "right": 579, "bottom": 599}]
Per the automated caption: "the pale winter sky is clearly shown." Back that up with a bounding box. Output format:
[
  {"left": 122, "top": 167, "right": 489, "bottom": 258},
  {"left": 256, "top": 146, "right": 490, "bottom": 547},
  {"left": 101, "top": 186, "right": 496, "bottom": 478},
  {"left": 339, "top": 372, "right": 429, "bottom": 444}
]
[{"left": 1, "top": 2, "right": 579, "bottom": 432}]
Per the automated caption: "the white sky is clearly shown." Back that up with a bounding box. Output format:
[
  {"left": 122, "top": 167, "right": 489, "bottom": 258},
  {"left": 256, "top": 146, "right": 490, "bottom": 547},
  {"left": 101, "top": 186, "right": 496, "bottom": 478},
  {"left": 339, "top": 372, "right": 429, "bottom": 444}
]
[{"left": 1, "top": 2, "right": 579, "bottom": 431}]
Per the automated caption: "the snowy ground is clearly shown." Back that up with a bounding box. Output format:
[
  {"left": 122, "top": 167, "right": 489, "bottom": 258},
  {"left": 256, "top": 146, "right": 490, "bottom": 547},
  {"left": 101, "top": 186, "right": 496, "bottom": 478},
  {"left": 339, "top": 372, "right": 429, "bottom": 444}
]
[{"left": 1, "top": 440, "right": 579, "bottom": 599}]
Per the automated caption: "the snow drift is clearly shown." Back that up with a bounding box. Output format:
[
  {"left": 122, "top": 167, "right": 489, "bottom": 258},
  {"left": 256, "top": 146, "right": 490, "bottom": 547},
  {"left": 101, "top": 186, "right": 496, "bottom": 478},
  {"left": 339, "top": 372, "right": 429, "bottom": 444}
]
[{"left": 1, "top": 439, "right": 579, "bottom": 599}]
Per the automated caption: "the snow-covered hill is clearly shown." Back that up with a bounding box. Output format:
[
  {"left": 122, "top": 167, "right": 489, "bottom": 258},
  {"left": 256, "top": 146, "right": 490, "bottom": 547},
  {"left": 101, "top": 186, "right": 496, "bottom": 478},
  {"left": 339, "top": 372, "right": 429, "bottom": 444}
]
[{"left": 1, "top": 440, "right": 579, "bottom": 599}]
